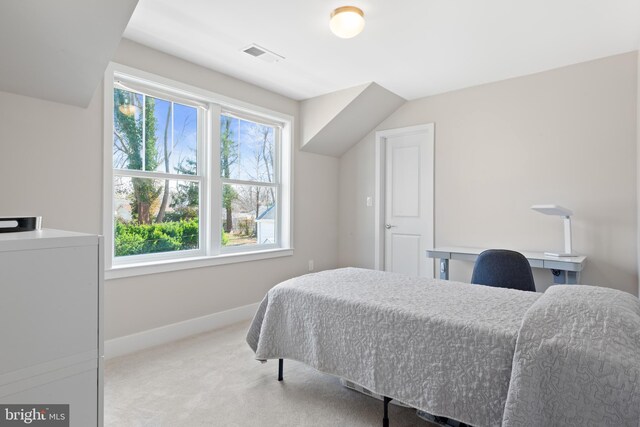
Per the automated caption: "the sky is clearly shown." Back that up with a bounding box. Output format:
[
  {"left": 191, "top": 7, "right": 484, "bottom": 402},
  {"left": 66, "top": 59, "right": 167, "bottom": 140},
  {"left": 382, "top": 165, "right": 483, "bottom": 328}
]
[
  {"left": 149, "top": 97, "right": 197, "bottom": 174},
  {"left": 222, "top": 114, "right": 274, "bottom": 183}
]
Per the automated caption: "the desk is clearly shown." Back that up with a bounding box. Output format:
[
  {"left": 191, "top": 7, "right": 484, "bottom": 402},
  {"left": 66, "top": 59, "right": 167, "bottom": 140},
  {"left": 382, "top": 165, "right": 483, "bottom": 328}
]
[{"left": 426, "top": 247, "right": 587, "bottom": 284}]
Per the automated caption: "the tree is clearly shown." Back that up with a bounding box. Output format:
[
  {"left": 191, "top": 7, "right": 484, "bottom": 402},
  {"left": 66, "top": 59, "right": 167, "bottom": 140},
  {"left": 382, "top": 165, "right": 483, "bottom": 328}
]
[
  {"left": 169, "top": 159, "right": 199, "bottom": 221},
  {"left": 113, "top": 89, "right": 161, "bottom": 224},
  {"left": 245, "top": 124, "right": 275, "bottom": 223},
  {"left": 257, "top": 125, "right": 275, "bottom": 203},
  {"left": 220, "top": 117, "right": 238, "bottom": 232},
  {"left": 155, "top": 103, "right": 173, "bottom": 223}
]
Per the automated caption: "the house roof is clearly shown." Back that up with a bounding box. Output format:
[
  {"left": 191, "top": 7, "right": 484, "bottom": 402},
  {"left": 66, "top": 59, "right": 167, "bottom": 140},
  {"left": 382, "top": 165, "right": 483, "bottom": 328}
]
[{"left": 257, "top": 205, "right": 275, "bottom": 221}]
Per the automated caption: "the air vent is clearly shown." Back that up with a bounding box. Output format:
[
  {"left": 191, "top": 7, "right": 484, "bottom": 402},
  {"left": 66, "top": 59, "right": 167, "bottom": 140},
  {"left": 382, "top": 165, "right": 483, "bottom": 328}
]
[
  {"left": 241, "top": 44, "right": 285, "bottom": 63},
  {"left": 244, "top": 46, "right": 265, "bottom": 57}
]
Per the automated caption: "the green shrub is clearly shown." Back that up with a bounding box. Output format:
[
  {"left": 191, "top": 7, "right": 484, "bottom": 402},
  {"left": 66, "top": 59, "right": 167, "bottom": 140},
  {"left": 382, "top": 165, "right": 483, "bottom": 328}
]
[
  {"left": 238, "top": 218, "right": 255, "bottom": 236},
  {"left": 115, "top": 219, "right": 199, "bottom": 257}
]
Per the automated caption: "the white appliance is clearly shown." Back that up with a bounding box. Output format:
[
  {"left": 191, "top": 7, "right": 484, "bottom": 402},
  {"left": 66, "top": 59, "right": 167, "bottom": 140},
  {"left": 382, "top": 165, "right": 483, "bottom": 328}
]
[{"left": 0, "top": 229, "right": 103, "bottom": 426}]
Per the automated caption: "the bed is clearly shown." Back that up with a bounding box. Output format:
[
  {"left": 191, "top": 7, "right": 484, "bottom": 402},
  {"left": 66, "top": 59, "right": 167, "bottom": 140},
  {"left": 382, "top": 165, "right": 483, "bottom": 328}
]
[{"left": 246, "top": 267, "right": 640, "bottom": 427}]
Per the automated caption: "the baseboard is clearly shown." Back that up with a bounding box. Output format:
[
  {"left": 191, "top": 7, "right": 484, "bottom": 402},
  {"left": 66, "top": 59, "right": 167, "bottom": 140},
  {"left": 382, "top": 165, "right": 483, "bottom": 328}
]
[{"left": 104, "top": 302, "right": 260, "bottom": 359}]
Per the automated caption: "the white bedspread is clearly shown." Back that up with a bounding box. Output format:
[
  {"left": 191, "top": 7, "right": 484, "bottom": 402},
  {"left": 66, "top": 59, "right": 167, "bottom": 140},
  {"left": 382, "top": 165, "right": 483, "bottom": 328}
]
[
  {"left": 502, "top": 285, "right": 640, "bottom": 427},
  {"left": 246, "top": 268, "right": 540, "bottom": 426},
  {"left": 246, "top": 268, "right": 640, "bottom": 427}
]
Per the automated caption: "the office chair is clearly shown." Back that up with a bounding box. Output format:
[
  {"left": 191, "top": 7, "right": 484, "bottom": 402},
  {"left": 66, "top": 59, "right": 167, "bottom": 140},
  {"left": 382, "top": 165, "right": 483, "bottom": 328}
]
[{"left": 471, "top": 249, "right": 536, "bottom": 292}]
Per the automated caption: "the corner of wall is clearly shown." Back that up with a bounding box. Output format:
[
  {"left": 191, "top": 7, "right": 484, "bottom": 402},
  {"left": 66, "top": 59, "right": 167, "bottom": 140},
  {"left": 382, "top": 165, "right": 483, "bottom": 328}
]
[{"left": 636, "top": 49, "right": 640, "bottom": 297}]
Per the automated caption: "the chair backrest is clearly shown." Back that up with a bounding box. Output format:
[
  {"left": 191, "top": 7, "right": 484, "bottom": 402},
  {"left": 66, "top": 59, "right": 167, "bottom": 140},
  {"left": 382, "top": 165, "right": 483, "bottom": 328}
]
[{"left": 471, "top": 249, "right": 536, "bottom": 292}]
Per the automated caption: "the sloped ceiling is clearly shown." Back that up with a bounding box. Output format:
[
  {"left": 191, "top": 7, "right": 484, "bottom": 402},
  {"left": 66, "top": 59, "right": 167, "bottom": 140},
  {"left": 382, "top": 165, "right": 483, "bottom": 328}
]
[
  {"left": 0, "top": 0, "right": 138, "bottom": 107},
  {"left": 300, "top": 83, "right": 406, "bottom": 157},
  {"left": 124, "top": 0, "right": 640, "bottom": 101}
]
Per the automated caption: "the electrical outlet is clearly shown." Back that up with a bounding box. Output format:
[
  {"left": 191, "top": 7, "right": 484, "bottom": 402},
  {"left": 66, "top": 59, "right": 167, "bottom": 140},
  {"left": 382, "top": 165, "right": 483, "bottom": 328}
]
[{"left": 308, "top": 260, "right": 314, "bottom": 272}]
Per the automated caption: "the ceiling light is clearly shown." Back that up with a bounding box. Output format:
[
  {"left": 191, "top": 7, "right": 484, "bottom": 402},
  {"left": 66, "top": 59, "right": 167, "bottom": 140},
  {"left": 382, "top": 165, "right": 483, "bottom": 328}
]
[
  {"left": 118, "top": 94, "right": 136, "bottom": 117},
  {"left": 115, "top": 81, "right": 138, "bottom": 116},
  {"left": 330, "top": 6, "right": 365, "bottom": 39},
  {"left": 118, "top": 102, "right": 136, "bottom": 117}
]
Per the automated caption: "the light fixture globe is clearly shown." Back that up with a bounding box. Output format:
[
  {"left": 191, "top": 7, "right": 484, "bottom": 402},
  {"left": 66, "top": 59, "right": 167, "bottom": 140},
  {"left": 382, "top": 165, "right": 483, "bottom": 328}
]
[
  {"left": 118, "top": 102, "right": 136, "bottom": 117},
  {"left": 117, "top": 92, "right": 137, "bottom": 117},
  {"left": 330, "top": 6, "right": 365, "bottom": 39}
]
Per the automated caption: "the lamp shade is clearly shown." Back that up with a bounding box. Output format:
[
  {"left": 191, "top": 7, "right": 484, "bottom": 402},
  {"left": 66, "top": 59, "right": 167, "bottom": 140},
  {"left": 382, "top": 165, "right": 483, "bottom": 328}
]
[
  {"left": 531, "top": 204, "right": 575, "bottom": 256},
  {"left": 330, "top": 6, "right": 365, "bottom": 39},
  {"left": 531, "top": 204, "right": 573, "bottom": 217}
]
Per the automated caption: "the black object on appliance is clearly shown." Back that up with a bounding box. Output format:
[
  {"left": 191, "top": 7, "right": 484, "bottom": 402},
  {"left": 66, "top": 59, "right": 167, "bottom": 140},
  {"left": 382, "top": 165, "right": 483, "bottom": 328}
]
[{"left": 0, "top": 217, "right": 42, "bottom": 233}]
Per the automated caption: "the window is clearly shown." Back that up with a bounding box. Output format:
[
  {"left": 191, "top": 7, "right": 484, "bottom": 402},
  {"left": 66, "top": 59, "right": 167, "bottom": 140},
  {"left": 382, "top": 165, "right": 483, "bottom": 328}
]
[
  {"left": 104, "top": 64, "right": 292, "bottom": 277},
  {"left": 112, "top": 85, "right": 203, "bottom": 260},
  {"left": 220, "top": 113, "right": 279, "bottom": 249}
]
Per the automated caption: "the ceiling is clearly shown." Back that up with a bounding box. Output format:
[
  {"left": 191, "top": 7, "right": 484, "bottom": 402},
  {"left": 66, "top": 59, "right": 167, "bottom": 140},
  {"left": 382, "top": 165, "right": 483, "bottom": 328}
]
[
  {"left": 0, "top": 0, "right": 138, "bottom": 107},
  {"left": 125, "top": 0, "right": 640, "bottom": 101}
]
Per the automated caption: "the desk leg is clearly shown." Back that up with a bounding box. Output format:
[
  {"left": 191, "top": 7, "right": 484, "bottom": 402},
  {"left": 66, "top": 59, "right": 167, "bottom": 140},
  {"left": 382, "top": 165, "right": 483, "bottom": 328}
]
[
  {"left": 551, "top": 270, "right": 579, "bottom": 285},
  {"left": 439, "top": 259, "right": 449, "bottom": 280},
  {"left": 551, "top": 269, "right": 566, "bottom": 284}
]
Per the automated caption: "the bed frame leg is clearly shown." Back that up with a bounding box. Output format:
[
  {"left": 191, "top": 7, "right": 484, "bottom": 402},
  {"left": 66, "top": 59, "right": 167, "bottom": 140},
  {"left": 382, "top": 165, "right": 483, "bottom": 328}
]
[
  {"left": 278, "top": 358, "right": 283, "bottom": 381},
  {"left": 383, "top": 396, "right": 391, "bottom": 427}
]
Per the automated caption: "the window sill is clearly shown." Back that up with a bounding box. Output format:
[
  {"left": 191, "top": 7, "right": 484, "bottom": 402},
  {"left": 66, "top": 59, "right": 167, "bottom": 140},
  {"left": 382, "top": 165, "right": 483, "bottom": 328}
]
[{"left": 105, "top": 248, "right": 294, "bottom": 280}]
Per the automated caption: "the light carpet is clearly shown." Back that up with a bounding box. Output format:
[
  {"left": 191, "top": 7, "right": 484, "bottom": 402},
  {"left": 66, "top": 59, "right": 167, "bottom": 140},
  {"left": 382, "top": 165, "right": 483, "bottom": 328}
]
[{"left": 105, "top": 321, "right": 435, "bottom": 427}]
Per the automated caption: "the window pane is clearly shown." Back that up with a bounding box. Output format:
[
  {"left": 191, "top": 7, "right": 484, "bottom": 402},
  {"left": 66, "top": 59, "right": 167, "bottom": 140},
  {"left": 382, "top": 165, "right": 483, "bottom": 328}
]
[
  {"left": 114, "top": 89, "right": 199, "bottom": 175},
  {"left": 221, "top": 184, "right": 276, "bottom": 247},
  {"left": 173, "top": 103, "right": 198, "bottom": 175},
  {"left": 220, "top": 115, "right": 276, "bottom": 183},
  {"left": 145, "top": 98, "right": 199, "bottom": 175},
  {"left": 114, "top": 176, "right": 200, "bottom": 257},
  {"left": 113, "top": 88, "right": 144, "bottom": 170}
]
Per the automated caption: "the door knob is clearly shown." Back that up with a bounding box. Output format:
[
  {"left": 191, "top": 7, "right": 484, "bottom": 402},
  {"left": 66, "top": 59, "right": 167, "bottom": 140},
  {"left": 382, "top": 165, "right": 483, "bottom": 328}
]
[{"left": 385, "top": 224, "right": 396, "bottom": 229}]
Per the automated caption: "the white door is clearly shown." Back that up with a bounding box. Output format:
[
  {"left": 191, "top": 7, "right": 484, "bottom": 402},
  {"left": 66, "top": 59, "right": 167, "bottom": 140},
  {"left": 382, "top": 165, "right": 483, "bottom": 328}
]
[{"left": 382, "top": 126, "right": 434, "bottom": 277}]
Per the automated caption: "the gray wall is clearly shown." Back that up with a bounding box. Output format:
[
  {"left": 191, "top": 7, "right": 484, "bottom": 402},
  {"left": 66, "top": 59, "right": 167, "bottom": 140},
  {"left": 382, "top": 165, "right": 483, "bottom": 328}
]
[
  {"left": 339, "top": 52, "right": 639, "bottom": 296},
  {"left": 0, "top": 39, "right": 339, "bottom": 339}
]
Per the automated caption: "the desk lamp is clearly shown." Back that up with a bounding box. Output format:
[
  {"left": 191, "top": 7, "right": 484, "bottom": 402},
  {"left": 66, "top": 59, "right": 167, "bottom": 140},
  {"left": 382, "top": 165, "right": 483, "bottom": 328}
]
[{"left": 531, "top": 204, "right": 574, "bottom": 257}]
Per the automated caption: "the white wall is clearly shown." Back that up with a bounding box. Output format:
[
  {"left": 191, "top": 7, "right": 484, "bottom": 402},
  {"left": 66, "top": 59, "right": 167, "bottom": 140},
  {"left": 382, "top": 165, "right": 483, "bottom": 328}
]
[
  {"left": 339, "top": 52, "right": 639, "bottom": 296},
  {"left": 0, "top": 40, "right": 636, "bottom": 344},
  {"left": 0, "top": 39, "right": 339, "bottom": 339},
  {"left": 0, "top": 91, "right": 103, "bottom": 232},
  {"left": 637, "top": 49, "right": 640, "bottom": 297}
]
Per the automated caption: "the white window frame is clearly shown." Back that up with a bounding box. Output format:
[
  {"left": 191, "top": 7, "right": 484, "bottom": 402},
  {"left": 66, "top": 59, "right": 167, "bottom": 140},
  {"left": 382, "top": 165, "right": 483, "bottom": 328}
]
[
  {"left": 103, "top": 63, "right": 293, "bottom": 279},
  {"left": 218, "top": 109, "right": 282, "bottom": 254}
]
